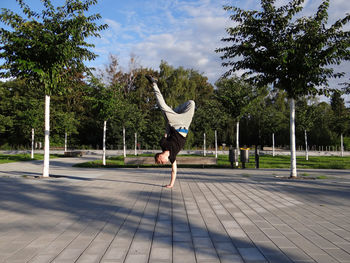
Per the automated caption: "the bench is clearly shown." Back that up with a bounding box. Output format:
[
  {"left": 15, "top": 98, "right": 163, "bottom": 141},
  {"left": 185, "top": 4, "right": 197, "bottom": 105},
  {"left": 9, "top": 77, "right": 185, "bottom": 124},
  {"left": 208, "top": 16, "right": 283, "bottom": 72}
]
[
  {"left": 64, "top": 151, "right": 84, "bottom": 157},
  {"left": 124, "top": 156, "right": 217, "bottom": 166}
]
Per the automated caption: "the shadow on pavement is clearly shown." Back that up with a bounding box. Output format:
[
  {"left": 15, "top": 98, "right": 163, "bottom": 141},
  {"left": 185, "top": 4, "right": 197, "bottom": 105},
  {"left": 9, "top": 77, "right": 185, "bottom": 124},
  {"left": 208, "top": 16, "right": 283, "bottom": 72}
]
[{"left": 1, "top": 166, "right": 349, "bottom": 262}]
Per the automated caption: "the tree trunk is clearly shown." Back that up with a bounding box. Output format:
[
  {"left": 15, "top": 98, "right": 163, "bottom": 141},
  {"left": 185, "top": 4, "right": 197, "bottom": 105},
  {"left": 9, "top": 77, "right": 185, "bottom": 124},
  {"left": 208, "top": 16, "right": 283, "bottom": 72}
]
[
  {"left": 31, "top": 128, "right": 35, "bottom": 159},
  {"left": 304, "top": 130, "right": 308, "bottom": 161},
  {"left": 236, "top": 121, "right": 239, "bottom": 166},
  {"left": 272, "top": 133, "right": 275, "bottom": 157},
  {"left": 135, "top": 132, "right": 137, "bottom": 156},
  {"left": 203, "top": 133, "right": 206, "bottom": 156},
  {"left": 42, "top": 95, "right": 50, "bottom": 178},
  {"left": 103, "top": 120, "right": 106, "bottom": 166},
  {"left": 123, "top": 126, "right": 126, "bottom": 158},
  {"left": 290, "top": 99, "right": 297, "bottom": 178}
]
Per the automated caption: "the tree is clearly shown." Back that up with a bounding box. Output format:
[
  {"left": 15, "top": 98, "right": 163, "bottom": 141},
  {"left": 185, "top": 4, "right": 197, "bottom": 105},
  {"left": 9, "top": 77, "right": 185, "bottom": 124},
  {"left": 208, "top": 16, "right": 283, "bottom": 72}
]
[
  {"left": 215, "top": 76, "right": 263, "bottom": 161},
  {"left": 330, "top": 91, "right": 349, "bottom": 156},
  {"left": 158, "top": 61, "right": 213, "bottom": 109},
  {"left": 88, "top": 75, "right": 122, "bottom": 164},
  {"left": 191, "top": 99, "right": 228, "bottom": 150},
  {"left": 296, "top": 97, "right": 317, "bottom": 160},
  {"left": 309, "top": 102, "right": 335, "bottom": 147},
  {"left": 96, "top": 55, "right": 148, "bottom": 156},
  {"left": 0, "top": 79, "right": 44, "bottom": 147},
  {"left": 0, "top": 0, "right": 107, "bottom": 176},
  {"left": 245, "top": 88, "right": 288, "bottom": 150},
  {"left": 216, "top": 0, "right": 350, "bottom": 177}
]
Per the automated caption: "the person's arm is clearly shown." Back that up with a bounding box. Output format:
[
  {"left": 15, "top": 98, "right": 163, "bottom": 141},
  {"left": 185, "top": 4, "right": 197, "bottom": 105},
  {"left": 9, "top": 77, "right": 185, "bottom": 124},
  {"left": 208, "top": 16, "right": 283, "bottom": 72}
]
[{"left": 167, "top": 160, "right": 177, "bottom": 188}]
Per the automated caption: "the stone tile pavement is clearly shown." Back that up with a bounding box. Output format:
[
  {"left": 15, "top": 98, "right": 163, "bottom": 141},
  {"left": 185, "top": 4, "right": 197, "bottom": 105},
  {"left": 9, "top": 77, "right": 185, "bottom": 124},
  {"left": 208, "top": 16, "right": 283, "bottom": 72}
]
[{"left": 0, "top": 157, "right": 350, "bottom": 262}]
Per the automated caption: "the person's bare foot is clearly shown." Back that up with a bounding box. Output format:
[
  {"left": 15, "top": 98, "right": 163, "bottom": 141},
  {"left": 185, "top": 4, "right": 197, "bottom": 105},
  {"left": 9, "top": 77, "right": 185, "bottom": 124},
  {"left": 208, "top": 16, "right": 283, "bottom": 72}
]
[{"left": 164, "top": 184, "right": 173, "bottom": 188}]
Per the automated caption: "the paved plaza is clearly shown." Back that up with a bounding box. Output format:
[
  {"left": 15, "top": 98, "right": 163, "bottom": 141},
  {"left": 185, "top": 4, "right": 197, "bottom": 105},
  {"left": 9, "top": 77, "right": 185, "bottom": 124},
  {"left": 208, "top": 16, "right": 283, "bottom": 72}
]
[{"left": 0, "top": 157, "right": 350, "bottom": 263}]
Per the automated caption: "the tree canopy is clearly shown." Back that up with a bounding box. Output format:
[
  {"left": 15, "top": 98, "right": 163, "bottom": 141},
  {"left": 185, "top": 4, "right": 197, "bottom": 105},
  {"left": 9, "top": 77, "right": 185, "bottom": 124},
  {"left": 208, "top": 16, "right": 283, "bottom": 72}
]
[
  {"left": 216, "top": 0, "right": 350, "bottom": 99},
  {"left": 0, "top": 0, "right": 108, "bottom": 94}
]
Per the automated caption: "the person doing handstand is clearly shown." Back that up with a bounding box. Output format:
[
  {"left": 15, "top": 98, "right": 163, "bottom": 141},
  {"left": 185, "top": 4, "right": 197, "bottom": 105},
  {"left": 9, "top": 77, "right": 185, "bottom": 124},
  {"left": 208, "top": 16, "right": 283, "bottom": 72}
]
[{"left": 146, "top": 75, "right": 195, "bottom": 188}]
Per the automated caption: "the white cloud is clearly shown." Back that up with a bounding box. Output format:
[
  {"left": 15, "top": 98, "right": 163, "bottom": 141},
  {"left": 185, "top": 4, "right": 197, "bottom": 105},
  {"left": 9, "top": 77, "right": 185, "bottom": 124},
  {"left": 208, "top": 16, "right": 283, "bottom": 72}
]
[
  {"left": 104, "top": 18, "right": 121, "bottom": 33},
  {"left": 93, "top": 0, "right": 229, "bottom": 84},
  {"left": 92, "top": 0, "right": 349, "bottom": 86}
]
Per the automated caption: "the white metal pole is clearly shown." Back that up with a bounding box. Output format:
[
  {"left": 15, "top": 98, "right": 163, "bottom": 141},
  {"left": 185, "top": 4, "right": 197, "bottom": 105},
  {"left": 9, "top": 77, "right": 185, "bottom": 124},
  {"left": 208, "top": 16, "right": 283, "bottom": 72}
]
[
  {"left": 64, "top": 132, "right": 67, "bottom": 152},
  {"left": 123, "top": 126, "right": 126, "bottom": 158},
  {"left": 236, "top": 121, "right": 239, "bottom": 153},
  {"left": 236, "top": 121, "right": 239, "bottom": 167},
  {"left": 103, "top": 120, "right": 106, "bottom": 166},
  {"left": 43, "top": 95, "right": 50, "bottom": 178},
  {"left": 135, "top": 132, "right": 137, "bottom": 156},
  {"left": 203, "top": 133, "right": 206, "bottom": 156},
  {"left": 272, "top": 133, "right": 275, "bottom": 157},
  {"left": 215, "top": 130, "right": 218, "bottom": 159},
  {"left": 341, "top": 133, "right": 344, "bottom": 157},
  {"left": 305, "top": 130, "right": 309, "bottom": 161},
  {"left": 31, "top": 128, "right": 34, "bottom": 159}
]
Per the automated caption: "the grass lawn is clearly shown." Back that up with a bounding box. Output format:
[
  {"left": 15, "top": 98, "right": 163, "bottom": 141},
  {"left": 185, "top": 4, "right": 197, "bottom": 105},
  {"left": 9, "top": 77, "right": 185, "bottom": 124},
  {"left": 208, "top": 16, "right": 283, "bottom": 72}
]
[
  {"left": 244, "top": 155, "right": 350, "bottom": 169},
  {"left": 73, "top": 154, "right": 350, "bottom": 169},
  {"left": 0, "top": 153, "right": 60, "bottom": 164}
]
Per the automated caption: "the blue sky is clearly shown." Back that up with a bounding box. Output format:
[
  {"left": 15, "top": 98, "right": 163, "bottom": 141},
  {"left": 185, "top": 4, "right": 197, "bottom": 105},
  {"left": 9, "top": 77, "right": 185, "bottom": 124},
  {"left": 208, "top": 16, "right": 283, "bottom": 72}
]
[{"left": 1, "top": 0, "right": 349, "bottom": 87}]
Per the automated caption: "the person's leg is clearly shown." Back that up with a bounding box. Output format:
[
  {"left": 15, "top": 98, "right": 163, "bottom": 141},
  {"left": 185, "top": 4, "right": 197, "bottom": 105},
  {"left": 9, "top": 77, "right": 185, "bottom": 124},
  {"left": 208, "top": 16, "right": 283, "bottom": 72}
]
[
  {"left": 173, "top": 100, "right": 195, "bottom": 129},
  {"left": 146, "top": 76, "right": 177, "bottom": 124},
  {"left": 146, "top": 75, "right": 173, "bottom": 113},
  {"left": 146, "top": 75, "right": 195, "bottom": 133},
  {"left": 173, "top": 100, "right": 194, "bottom": 114}
]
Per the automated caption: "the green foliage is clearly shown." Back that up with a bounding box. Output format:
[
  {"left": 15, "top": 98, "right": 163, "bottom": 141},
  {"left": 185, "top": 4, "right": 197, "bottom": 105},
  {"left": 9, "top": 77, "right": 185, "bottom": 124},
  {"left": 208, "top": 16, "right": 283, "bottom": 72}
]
[
  {"left": 216, "top": 0, "right": 350, "bottom": 99},
  {"left": 0, "top": 0, "right": 107, "bottom": 94},
  {"left": 191, "top": 99, "right": 228, "bottom": 148},
  {"left": 343, "top": 137, "right": 350, "bottom": 151},
  {"left": 0, "top": 79, "right": 44, "bottom": 146},
  {"left": 242, "top": 89, "right": 289, "bottom": 147},
  {"left": 0, "top": 56, "right": 349, "bottom": 150},
  {"left": 330, "top": 91, "right": 349, "bottom": 135},
  {"left": 215, "top": 76, "right": 262, "bottom": 120},
  {"left": 296, "top": 97, "right": 318, "bottom": 132}
]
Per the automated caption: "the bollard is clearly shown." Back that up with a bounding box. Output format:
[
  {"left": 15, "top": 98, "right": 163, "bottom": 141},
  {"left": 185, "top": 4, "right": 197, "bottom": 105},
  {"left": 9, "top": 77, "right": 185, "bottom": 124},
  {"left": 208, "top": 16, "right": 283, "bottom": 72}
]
[
  {"left": 255, "top": 146, "right": 259, "bottom": 169},
  {"left": 229, "top": 146, "right": 235, "bottom": 168},
  {"left": 240, "top": 148, "right": 249, "bottom": 169}
]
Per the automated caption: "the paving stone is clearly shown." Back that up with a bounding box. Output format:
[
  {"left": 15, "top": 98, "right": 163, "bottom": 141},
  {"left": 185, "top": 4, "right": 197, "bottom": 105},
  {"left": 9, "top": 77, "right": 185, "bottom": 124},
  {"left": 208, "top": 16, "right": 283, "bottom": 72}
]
[
  {"left": 214, "top": 241, "right": 238, "bottom": 255},
  {"left": 263, "top": 252, "right": 293, "bottom": 263},
  {"left": 173, "top": 231, "right": 192, "bottom": 242},
  {"left": 173, "top": 242, "right": 196, "bottom": 263},
  {"left": 308, "top": 253, "right": 339, "bottom": 263},
  {"left": 149, "top": 247, "right": 172, "bottom": 261},
  {"left": 195, "top": 247, "right": 220, "bottom": 262},
  {"left": 324, "top": 248, "right": 350, "bottom": 262},
  {"left": 129, "top": 241, "right": 151, "bottom": 254},
  {"left": 1, "top": 158, "right": 350, "bottom": 263},
  {"left": 124, "top": 254, "right": 148, "bottom": 263},
  {"left": 218, "top": 253, "right": 244, "bottom": 263},
  {"left": 281, "top": 247, "right": 316, "bottom": 262},
  {"left": 102, "top": 245, "right": 129, "bottom": 261},
  {"left": 238, "top": 247, "right": 266, "bottom": 261},
  {"left": 270, "top": 236, "right": 297, "bottom": 248},
  {"left": 4, "top": 247, "right": 38, "bottom": 262},
  {"left": 76, "top": 253, "right": 101, "bottom": 263}
]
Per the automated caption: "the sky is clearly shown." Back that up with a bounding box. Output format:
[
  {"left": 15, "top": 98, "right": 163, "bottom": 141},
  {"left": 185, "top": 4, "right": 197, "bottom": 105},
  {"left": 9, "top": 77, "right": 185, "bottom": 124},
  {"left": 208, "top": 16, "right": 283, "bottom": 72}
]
[{"left": 1, "top": 0, "right": 349, "bottom": 89}]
